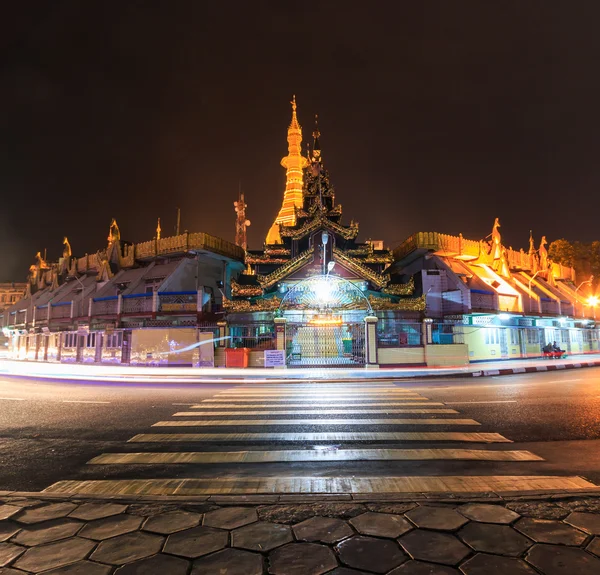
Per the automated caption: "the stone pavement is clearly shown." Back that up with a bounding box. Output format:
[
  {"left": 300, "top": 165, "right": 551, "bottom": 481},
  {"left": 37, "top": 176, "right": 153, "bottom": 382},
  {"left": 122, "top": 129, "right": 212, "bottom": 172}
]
[{"left": 2, "top": 492, "right": 600, "bottom": 574}]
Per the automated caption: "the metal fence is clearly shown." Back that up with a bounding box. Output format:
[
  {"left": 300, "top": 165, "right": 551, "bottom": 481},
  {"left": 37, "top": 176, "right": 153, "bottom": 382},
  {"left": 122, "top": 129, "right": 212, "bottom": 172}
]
[
  {"left": 122, "top": 294, "right": 153, "bottom": 314},
  {"left": 377, "top": 320, "right": 423, "bottom": 347},
  {"left": 227, "top": 323, "right": 276, "bottom": 350}
]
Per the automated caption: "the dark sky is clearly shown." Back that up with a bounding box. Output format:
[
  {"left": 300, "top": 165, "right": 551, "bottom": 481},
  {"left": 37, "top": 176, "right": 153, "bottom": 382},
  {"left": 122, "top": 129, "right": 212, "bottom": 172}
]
[{"left": 2, "top": 1, "right": 600, "bottom": 281}]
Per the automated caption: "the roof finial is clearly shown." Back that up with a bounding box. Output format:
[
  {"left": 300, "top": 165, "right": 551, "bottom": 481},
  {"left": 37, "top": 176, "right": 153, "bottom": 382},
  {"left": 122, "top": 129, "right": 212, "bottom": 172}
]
[
  {"left": 289, "top": 94, "right": 300, "bottom": 130},
  {"left": 312, "top": 114, "right": 321, "bottom": 160},
  {"left": 156, "top": 217, "right": 161, "bottom": 240}
]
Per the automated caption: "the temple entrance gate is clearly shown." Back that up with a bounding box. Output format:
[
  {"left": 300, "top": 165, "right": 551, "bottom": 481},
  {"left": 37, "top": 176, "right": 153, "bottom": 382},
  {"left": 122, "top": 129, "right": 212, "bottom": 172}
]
[{"left": 278, "top": 275, "right": 372, "bottom": 367}]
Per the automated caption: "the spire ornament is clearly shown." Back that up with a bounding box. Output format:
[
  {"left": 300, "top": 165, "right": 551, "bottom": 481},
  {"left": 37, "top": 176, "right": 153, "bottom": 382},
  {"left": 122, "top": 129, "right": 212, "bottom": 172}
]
[
  {"left": 266, "top": 96, "right": 309, "bottom": 244},
  {"left": 156, "top": 218, "right": 162, "bottom": 240}
]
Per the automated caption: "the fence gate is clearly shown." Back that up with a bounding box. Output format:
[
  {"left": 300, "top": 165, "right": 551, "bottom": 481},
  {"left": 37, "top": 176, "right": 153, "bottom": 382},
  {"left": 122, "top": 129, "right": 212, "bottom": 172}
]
[{"left": 286, "top": 321, "right": 365, "bottom": 367}]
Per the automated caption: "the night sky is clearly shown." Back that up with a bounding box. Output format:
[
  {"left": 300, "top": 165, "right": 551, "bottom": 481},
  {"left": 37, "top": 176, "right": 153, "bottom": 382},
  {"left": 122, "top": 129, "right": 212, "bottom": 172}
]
[{"left": 2, "top": 1, "right": 600, "bottom": 281}]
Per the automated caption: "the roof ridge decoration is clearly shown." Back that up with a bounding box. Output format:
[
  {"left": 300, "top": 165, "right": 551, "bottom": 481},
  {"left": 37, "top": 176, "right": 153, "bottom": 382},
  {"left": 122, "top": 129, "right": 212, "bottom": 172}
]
[
  {"left": 257, "top": 249, "right": 313, "bottom": 289},
  {"left": 333, "top": 247, "right": 390, "bottom": 288}
]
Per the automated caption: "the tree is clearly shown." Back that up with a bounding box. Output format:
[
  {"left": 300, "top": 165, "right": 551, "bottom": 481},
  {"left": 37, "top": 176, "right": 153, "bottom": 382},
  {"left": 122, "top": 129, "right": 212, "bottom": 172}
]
[{"left": 548, "top": 239, "right": 575, "bottom": 267}]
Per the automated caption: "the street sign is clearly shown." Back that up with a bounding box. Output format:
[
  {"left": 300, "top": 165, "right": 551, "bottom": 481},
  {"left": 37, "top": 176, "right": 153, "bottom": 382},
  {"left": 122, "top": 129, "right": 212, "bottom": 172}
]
[{"left": 264, "top": 349, "right": 286, "bottom": 368}]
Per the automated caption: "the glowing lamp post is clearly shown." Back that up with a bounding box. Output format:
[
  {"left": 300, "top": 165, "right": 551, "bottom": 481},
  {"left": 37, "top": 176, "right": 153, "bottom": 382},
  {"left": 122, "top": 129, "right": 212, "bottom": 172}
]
[
  {"left": 321, "top": 231, "right": 329, "bottom": 275},
  {"left": 588, "top": 295, "right": 599, "bottom": 320},
  {"left": 575, "top": 276, "right": 594, "bottom": 317}
]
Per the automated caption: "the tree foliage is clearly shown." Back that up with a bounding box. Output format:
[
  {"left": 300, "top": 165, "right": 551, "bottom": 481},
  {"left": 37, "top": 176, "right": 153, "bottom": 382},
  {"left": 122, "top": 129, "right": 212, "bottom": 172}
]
[{"left": 549, "top": 239, "right": 600, "bottom": 282}]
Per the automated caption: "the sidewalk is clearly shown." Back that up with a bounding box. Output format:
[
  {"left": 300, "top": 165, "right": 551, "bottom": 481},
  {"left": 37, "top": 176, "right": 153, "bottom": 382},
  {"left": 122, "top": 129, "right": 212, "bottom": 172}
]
[
  {"left": 2, "top": 354, "right": 600, "bottom": 384},
  {"left": 1, "top": 491, "right": 600, "bottom": 573}
]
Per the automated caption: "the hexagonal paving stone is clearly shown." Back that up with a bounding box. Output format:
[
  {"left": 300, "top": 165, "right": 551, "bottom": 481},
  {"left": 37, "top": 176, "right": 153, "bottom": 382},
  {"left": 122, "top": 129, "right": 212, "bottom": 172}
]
[
  {"left": 565, "top": 511, "right": 600, "bottom": 535},
  {"left": 336, "top": 536, "right": 406, "bottom": 573},
  {"left": 349, "top": 512, "right": 412, "bottom": 538},
  {"left": 0, "top": 568, "right": 31, "bottom": 575},
  {"left": 12, "top": 519, "right": 83, "bottom": 547},
  {"left": 458, "top": 522, "right": 532, "bottom": 557},
  {"left": 232, "top": 521, "right": 292, "bottom": 552},
  {"left": 0, "top": 522, "right": 20, "bottom": 543},
  {"left": 114, "top": 553, "right": 190, "bottom": 574},
  {"left": 90, "top": 532, "right": 163, "bottom": 565},
  {"left": 14, "top": 537, "right": 95, "bottom": 572},
  {"left": 143, "top": 510, "right": 202, "bottom": 535},
  {"left": 399, "top": 530, "right": 470, "bottom": 566},
  {"left": 405, "top": 507, "right": 468, "bottom": 531},
  {"left": 269, "top": 542, "right": 338, "bottom": 575},
  {"left": 79, "top": 514, "right": 143, "bottom": 540},
  {"left": 515, "top": 517, "right": 587, "bottom": 545},
  {"left": 460, "top": 553, "right": 537, "bottom": 575},
  {"left": 526, "top": 543, "right": 600, "bottom": 575},
  {"left": 69, "top": 503, "right": 127, "bottom": 521},
  {"left": 203, "top": 506, "right": 257, "bottom": 529},
  {"left": 459, "top": 504, "right": 520, "bottom": 524},
  {"left": 506, "top": 501, "right": 568, "bottom": 520},
  {"left": 192, "top": 548, "right": 263, "bottom": 575},
  {"left": 293, "top": 516, "right": 353, "bottom": 544},
  {"left": 15, "top": 503, "right": 78, "bottom": 525},
  {"left": 0, "top": 543, "right": 25, "bottom": 567},
  {"left": 587, "top": 536, "right": 600, "bottom": 557},
  {"left": 0, "top": 507, "right": 21, "bottom": 522},
  {"left": 388, "top": 560, "right": 460, "bottom": 574},
  {"left": 164, "top": 526, "right": 227, "bottom": 559},
  {"left": 258, "top": 503, "right": 365, "bottom": 525},
  {"left": 43, "top": 561, "right": 112, "bottom": 575}
]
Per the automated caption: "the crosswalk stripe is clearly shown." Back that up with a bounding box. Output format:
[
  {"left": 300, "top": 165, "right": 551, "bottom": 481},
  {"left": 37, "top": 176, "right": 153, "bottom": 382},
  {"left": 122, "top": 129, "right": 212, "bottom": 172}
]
[
  {"left": 192, "top": 403, "right": 445, "bottom": 408},
  {"left": 172, "top": 409, "right": 460, "bottom": 416},
  {"left": 200, "top": 398, "right": 431, "bottom": 403},
  {"left": 191, "top": 403, "right": 446, "bottom": 408},
  {"left": 218, "top": 390, "right": 419, "bottom": 397},
  {"left": 44, "top": 475, "right": 595, "bottom": 496},
  {"left": 152, "top": 418, "right": 481, "bottom": 427},
  {"left": 88, "top": 449, "right": 544, "bottom": 465},
  {"left": 128, "top": 432, "right": 510, "bottom": 443},
  {"left": 220, "top": 389, "right": 420, "bottom": 394}
]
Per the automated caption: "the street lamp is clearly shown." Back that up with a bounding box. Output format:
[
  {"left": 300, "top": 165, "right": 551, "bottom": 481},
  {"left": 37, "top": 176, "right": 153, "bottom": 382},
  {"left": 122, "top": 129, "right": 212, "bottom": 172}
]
[
  {"left": 588, "top": 295, "right": 599, "bottom": 320},
  {"left": 528, "top": 270, "right": 543, "bottom": 314},
  {"left": 321, "top": 231, "right": 329, "bottom": 276},
  {"left": 575, "top": 276, "right": 594, "bottom": 318},
  {"left": 72, "top": 276, "right": 86, "bottom": 318}
]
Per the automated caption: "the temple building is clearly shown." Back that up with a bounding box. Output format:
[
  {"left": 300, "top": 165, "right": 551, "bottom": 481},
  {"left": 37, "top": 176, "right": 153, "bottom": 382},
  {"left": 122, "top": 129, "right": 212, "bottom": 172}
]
[{"left": 1, "top": 99, "right": 598, "bottom": 367}]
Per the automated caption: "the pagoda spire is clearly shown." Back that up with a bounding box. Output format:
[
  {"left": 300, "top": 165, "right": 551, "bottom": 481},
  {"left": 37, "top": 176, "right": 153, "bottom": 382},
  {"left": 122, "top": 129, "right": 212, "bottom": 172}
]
[{"left": 266, "top": 96, "right": 309, "bottom": 245}]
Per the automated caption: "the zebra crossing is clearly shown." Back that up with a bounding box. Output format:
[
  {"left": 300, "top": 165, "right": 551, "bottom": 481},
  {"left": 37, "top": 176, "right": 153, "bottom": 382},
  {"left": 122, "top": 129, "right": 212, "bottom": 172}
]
[{"left": 44, "top": 382, "right": 597, "bottom": 496}]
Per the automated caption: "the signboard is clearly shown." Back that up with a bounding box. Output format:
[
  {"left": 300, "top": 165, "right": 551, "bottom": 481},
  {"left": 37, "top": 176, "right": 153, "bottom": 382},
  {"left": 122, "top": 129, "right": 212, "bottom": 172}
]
[
  {"left": 77, "top": 324, "right": 89, "bottom": 335},
  {"left": 264, "top": 349, "right": 286, "bottom": 368},
  {"left": 162, "top": 303, "right": 196, "bottom": 312},
  {"left": 41, "top": 326, "right": 50, "bottom": 333}
]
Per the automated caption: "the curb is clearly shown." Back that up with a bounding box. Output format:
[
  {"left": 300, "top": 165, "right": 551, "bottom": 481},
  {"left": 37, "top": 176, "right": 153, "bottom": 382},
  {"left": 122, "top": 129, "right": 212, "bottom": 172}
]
[
  {"left": 471, "top": 359, "right": 600, "bottom": 378},
  {"left": 3, "top": 487, "right": 600, "bottom": 505}
]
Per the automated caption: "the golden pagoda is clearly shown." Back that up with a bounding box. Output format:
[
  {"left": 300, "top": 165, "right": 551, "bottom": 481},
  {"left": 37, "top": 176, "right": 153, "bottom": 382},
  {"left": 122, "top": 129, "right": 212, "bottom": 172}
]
[{"left": 265, "top": 95, "right": 309, "bottom": 244}]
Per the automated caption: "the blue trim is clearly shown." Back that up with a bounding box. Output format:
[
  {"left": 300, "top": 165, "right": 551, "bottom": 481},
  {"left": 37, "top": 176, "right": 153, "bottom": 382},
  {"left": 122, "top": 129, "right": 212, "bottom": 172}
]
[
  {"left": 123, "top": 292, "right": 152, "bottom": 299},
  {"left": 93, "top": 295, "right": 118, "bottom": 302},
  {"left": 51, "top": 301, "right": 72, "bottom": 307},
  {"left": 541, "top": 297, "right": 552, "bottom": 302},
  {"left": 470, "top": 289, "right": 494, "bottom": 295},
  {"left": 36, "top": 305, "right": 48, "bottom": 309},
  {"left": 159, "top": 291, "right": 196, "bottom": 296}
]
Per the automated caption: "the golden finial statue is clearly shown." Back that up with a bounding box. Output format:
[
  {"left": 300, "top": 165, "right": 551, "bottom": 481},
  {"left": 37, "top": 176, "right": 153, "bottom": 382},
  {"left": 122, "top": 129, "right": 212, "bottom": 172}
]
[
  {"left": 108, "top": 218, "right": 120, "bottom": 243},
  {"left": 156, "top": 218, "right": 162, "bottom": 240},
  {"left": 490, "top": 217, "right": 502, "bottom": 260},
  {"left": 62, "top": 237, "right": 72, "bottom": 259},
  {"left": 539, "top": 235, "right": 548, "bottom": 269}
]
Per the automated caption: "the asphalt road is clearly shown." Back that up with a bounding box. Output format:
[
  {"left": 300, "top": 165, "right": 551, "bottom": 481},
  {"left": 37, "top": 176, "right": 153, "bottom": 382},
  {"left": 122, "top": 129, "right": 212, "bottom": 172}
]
[{"left": 1, "top": 368, "right": 600, "bottom": 492}]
